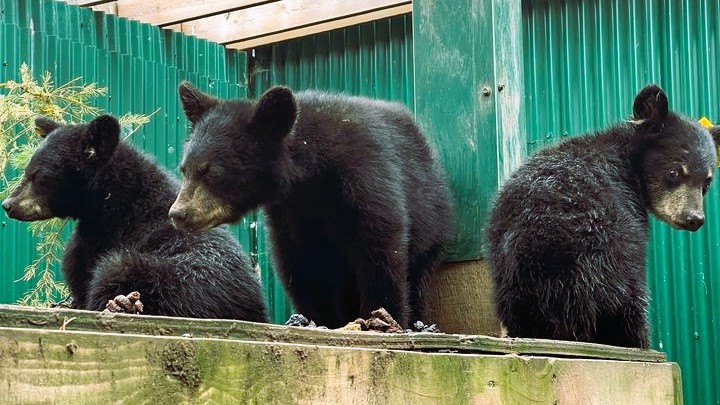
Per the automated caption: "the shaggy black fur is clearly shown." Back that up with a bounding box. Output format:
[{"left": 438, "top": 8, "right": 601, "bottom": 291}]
[
  {"left": 2, "top": 115, "right": 268, "bottom": 321},
  {"left": 170, "top": 83, "right": 454, "bottom": 328},
  {"left": 486, "top": 85, "right": 718, "bottom": 348}
]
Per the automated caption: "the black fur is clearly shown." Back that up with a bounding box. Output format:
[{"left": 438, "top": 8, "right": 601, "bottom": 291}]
[
  {"left": 2, "top": 115, "right": 268, "bottom": 321},
  {"left": 486, "top": 85, "right": 717, "bottom": 348},
  {"left": 172, "top": 83, "right": 454, "bottom": 328}
]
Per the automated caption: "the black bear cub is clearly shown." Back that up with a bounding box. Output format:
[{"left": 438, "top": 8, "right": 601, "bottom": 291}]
[
  {"left": 487, "top": 85, "right": 718, "bottom": 348},
  {"left": 169, "top": 83, "right": 453, "bottom": 328},
  {"left": 2, "top": 115, "right": 268, "bottom": 322}
]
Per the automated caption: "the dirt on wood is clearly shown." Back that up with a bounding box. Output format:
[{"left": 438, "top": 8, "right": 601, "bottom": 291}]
[
  {"left": 286, "top": 307, "right": 440, "bottom": 334},
  {"left": 103, "top": 291, "right": 144, "bottom": 314}
]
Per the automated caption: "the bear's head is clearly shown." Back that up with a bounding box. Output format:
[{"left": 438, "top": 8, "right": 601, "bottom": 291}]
[
  {"left": 169, "top": 82, "right": 297, "bottom": 232},
  {"left": 2, "top": 115, "right": 121, "bottom": 221},
  {"left": 631, "top": 84, "right": 718, "bottom": 231}
]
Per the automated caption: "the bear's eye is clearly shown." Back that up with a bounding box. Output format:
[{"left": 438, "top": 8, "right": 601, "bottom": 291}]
[
  {"left": 26, "top": 169, "right": 39, "bottom": 182},
  {"left": 667, "top": 169, "right": 679, "bottom": 180},
  {"left": 703, "top": 176, "right": 713, "bottom": 194},
  {"left": 197, "top": 164, "right": 210, "bottom": 177}
]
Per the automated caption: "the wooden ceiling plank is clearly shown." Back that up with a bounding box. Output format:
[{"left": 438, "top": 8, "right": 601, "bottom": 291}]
[
  {"left": 226, "top": 4, "right": 412, "bottom": 50},
  {"left": 90, "top": 2, "right": 118, "bottom": 15},
  {"left": 178, "top": 0, "right": 411, "bottom": 44},
  {"left": 67, "top": 0, "right": 117, "bottom": 6},
  {"left": 115, "top": 0, "right": 278, "bottom": 27}
]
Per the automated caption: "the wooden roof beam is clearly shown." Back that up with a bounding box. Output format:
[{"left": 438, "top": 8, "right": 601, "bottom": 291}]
[
  {"left": 115, "top": 0, "right": 278, "bottom": 26},
  {"left": 225, "top": 4, "right": 412, "bottom": 50},
  {"left": 63, "top": 0, "right": 117, "bottom": 6},
  {"left": 172, "top": 0, "right": 412, "bottom": 48}
]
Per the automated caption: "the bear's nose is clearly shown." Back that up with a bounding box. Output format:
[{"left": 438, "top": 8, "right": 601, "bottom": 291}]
[
  {"left": 168, "top": 207, "right": 187, "bottom": 221},
  {"left": 2, "top": 198, "right": 13, "bottom": 213},
  {"left": 684, "top": 212, "right": 705, "bottom": 231}
]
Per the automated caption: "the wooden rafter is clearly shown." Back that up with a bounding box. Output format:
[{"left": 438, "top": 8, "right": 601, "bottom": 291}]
[
  {"left": 174, "top": 0, "right": 411, "bottom": 46},
  {"left": 60, "top": 0, "right": 413, "bottom": 50},
  {"left": 63, "top": 0, "right": 116, "bottom": 6},
  {"left": 225, "top": 3, "right": 412, "bottom": 50},
  {"left": 116, "top": 0, "right": 277, "bottom": 26}
]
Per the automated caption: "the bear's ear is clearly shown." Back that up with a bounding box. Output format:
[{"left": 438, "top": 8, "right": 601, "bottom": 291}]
[
  {"left": 35, "top": 116, "right": 61, "bottom": 138},
  {"left": 710, "top": 126, "right": 720, "bottom": 146},
  {"left": 86, "top": 115, "right": 120, "bottom": 161},
  {"left": 179, "top": 81, "right": 218, "bottom": 124},
  {"left": 632, "top": 84, "right": 669, "bottom": 124},
  {"left": 250, "top": 86, "right": 297, "bottom": 141}
]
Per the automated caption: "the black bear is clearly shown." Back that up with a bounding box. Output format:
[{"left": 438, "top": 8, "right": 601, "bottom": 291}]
[
  {"left": 169, "top": 83, "right": 453, "bottom": 328},
  {"left": 487, "top": 85, "right": 718, "bottom": 348},
  {"left": 2, "top": 115, "right": 268, "bottom": 322}
]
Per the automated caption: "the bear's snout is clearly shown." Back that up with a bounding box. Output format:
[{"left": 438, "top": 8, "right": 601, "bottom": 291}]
[
  {"left": 168, "top": 205, "right": 187, "bottom": 221},
  {"left": 679, "top": 211, "right": 705, "bottom": 232},
  {"left": 1, "top": 197, "right": 14, "bottom": 214},
  {"left": 1, "top": 194, "right": 51, "bottom": 221}
]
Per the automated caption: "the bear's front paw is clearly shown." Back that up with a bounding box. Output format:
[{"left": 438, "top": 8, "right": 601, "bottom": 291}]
[{"left": 102, "top": 291, "right": 144, "bottom": 314}]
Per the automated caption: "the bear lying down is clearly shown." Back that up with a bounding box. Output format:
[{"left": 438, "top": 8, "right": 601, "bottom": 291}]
[
  {"left": 487, "top": 84, "right": 719, "bottom": 348},
  {"left": 2, "top": 115, "right": 268, "bottom": 322}
]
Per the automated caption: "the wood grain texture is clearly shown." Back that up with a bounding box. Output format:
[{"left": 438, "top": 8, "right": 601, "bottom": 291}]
[
  {"left": 0, "top": 327, "right": 681, "bottom": 404},
  {"left": 116, "top": 0, "right": 276, "bottom": 26},
  {"left": 63, "top": 0, "right": 116, "bottom": 6},
  {"left": 176, "top": 0, "right": 412, "bottom": 44},
  {"left": 225, "top": 4, "right": 412, "bottom": 50},
  {"left": 427, "top": 260, "right": 502, "bottom": 336},
  {"left": 0, "top": 305, "right": 666, "bottom": 362}
]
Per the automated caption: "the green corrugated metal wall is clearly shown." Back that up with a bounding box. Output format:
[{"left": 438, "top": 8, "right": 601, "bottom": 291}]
[
  {"left": 0, "top": 0, "right": 270, "bottom": 316},
  {"left": 523, "top": 1, "right": 720, "bottom": 404},
  {"left": 249, "top": 15, "right": 414, "bottom": 112}
]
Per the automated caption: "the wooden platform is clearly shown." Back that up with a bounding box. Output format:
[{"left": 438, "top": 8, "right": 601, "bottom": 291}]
[{"left": 0, "top": 305, "right": 682, "bottom": 404}]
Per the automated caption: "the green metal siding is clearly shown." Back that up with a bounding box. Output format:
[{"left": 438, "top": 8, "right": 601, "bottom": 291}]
[
  {"left": 250, "top": 15, "right": 414, "bottom": 105},
  {"left": 0, "top": 0, "right": 266, "bottom": 313},
  {"left": 413, "top": 0, "right": 525, "bottom": 260},
  {"left": 523, "top": 1, "right": 720, "bottom": 404}
]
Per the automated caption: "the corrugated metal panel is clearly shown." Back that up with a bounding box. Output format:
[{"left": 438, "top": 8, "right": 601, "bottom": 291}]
[
  {"left": 0, "top": 0, "right": 261, "bottom": 312},
  {"left": 523, "top": 1, "right": 720, "bottom": 404},
  {"left": 250, "top": 15, "right": 414, "bottom": 104},
  {"left": 413, "top": 0, "right": 525, "bottom": 261},
  {"left": 249, "top": 14, "right": 415, "bottom": 323}
]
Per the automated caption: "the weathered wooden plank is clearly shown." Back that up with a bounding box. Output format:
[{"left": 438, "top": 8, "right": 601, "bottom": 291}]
[
  {"left": 0, "top": 327, "right": 682, "bottom": 404},
  {"left": 176, "top": 0, "right": 412, "bottom": 45},
  {"left": 62, "top": 0, "right": 116, "bottom": 6},
  {"left": 427, "top": 260, "right": 502, "bottom": 336},
  {"left": 224, "top": 4, "right": 412, "bottom": 50},
  {"left": 0, "top": 305, "right": 666, "bottom": 362},
  {"left": 116, "top": 0, "right": 277, "bottom": 26}
]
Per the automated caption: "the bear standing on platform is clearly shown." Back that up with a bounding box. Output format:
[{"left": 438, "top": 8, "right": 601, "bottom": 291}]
[{"left": 170, "top": 83, "right": 454, "bottom": 328}]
